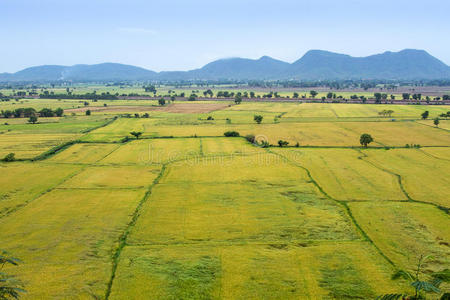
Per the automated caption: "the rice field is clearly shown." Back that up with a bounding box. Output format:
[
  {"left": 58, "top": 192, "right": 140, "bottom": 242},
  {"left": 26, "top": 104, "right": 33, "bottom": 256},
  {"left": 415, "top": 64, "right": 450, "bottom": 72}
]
[{"left": 0, "top": 100, "right": 448, "bottom": 299}]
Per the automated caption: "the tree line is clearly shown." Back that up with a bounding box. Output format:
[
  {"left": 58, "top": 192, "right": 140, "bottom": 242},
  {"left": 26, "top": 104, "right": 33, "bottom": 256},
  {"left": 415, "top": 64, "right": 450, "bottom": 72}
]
[{"left": 0, "top": 107, "right": 63, "bottom": 119}]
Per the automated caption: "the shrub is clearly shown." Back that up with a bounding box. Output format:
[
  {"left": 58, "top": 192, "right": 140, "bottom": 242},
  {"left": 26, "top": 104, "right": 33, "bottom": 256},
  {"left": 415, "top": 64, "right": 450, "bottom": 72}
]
[
  {"left": 3, "top": 152, "right": 15, "bottom": 162},
  {"left": 224, "top": 131, "right": 240, "bottom": 137},
  {"left": 207, "top": 116, "right": 214, "bottom": 120},
  {"left": 245, "top": 134, "right": 255, "bottom": 143},
  {"left": 278, "top": 140, "right": 289, "bottom": 147},
  {"left": 254, "top": 115, "right": 263, "bottom": 124}
]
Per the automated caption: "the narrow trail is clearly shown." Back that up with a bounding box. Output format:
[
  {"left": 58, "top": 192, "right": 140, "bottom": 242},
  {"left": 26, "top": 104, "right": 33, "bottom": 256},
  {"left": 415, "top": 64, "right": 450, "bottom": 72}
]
[
  {"left": 105, "top": 163, "right": 167, "bottom": 299},
  {"left": 356, "top": 149, "right": 449, "bottom": 214},
  {"left": 267, "top": 149, "right": 396, "bottom": 267}
]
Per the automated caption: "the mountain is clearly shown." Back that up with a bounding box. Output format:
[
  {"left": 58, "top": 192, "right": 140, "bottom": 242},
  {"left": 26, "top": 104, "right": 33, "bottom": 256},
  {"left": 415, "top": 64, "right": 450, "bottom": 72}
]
[
  {"left": 289, "top": 49, "right": 450, "bottom": 80},
  {"left": 186, "top": 56, "right": 291, "bottom": 80},
  {"left": 1, "top": 49, "right": 449, "bottom": 82},
  {"left": 0, "top": 63, "right": 156, "bottom": 82}
]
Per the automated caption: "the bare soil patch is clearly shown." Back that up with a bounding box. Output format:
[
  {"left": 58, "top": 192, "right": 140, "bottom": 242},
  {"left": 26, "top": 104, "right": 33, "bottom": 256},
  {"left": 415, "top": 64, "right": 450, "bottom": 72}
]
[{"left": 65, "top": 103, "right": 231, "bottom": 114}]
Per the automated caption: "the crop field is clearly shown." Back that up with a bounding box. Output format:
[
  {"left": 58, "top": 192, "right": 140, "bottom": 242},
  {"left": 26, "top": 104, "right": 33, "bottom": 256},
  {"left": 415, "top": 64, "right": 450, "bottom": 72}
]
[{"left": 0, "top": 99, "right": 448, "bottom": 299}]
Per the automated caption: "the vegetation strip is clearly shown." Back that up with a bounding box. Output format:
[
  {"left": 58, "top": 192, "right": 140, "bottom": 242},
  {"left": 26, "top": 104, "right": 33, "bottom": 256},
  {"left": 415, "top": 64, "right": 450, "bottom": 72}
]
[
  {"left": 268, "top": 149, "right": 396, "bottom": 266},
  {"left": 104, "top": 164, "right": 167, "bottom": 299},
  {"left": 356, "top": 149, "right": 449, "bottom": 213},
  {"left": 0, "top": 165, "right": 88, "bottom": 219}
]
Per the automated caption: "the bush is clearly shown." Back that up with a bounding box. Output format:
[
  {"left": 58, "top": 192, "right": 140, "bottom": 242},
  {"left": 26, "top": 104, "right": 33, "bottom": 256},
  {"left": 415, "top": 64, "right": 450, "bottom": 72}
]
[
  {"left": 3, "top": 152, "right": 15, "bottom": 162},
  {"left": 278, "top": 140, "right": 289, "bottom": 147},
  {"left": 121, "top": 136, "right": 131, "bottom": 143},
  {"left": 245, "top": 134, "right": 255, "bottom": 143},
  {"left": 224, "top": 131, "right": 240, "bottom": 137},
  {"left": 207, "top": 116, "right": 214, "bottom": 120},
  {"left": 85, "top": 110, "right": 91, "bottom": 116}
]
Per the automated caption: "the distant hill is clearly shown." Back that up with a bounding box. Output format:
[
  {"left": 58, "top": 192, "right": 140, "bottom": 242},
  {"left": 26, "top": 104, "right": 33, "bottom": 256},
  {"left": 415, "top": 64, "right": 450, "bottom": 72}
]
[
  {"left": 186, "top": 56, "right": 291, "bottom": 80},
  {"left": 0, "top": 63, "right": 156, "bottom": 82},
  {"left": 1, "top": 49, "right": 449, "bottom": 82},
  {"left": 289, "top": 49, "right": 450, "bottom": 80}
]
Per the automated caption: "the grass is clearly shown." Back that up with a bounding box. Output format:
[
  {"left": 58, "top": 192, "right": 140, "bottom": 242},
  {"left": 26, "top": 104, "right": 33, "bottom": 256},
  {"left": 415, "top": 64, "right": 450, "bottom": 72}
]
[
  {"left": 109, "top": 242, "right": 404, "bottom": 299},
  {"left": 47, "top": 143, "right": 120, "bottom": 163},
  {"left": 60, "top": 165, "right": 162, "bottom": 188},
  {"left": 361, "top": 148, "right": 450, "bottom": 207},
  {"left": 101, "top": 138, "right": 201, "bottom": 165},
  {"left": 0, "top": 99, "right": 448, "bottom": 298},
  {"left": 0, "top": 188, "right": 147, "bottom": 299},
  {"left": 272, "top": 148, "right": 406, "bottom": 201},
  {"left": 128, "top": 182, "right": 358, "bottom": 245},
  {"left": 0, "top": 162, "right": 82, "bottom": 218},
  {"left": 349, "top": 201, "right": 450, "bottom": 274}
]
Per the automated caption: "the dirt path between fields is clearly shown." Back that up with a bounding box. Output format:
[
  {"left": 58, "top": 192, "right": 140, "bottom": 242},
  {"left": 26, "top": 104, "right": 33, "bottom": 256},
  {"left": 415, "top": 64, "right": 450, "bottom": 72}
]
[{"left": 65, "top": 103, "right": 232, "bottom": 114}]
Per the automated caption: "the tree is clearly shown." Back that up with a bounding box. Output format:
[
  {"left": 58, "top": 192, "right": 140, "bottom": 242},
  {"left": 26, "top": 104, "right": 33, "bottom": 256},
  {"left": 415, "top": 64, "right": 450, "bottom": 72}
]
[
  {"left": 374, "top": 93, "right": 382, "bottom": 104},
  {"left": 0, "top": 250, "right": 25, "bottom": 299},
  {"left": 28, "top": 115, "right": 38, "bottom": 124},
  {"left": 402, "top": 93, "right": 410, "bottom": 100},
  {"left": 54, "top": 107, "right": 64, "bottom": 117},
  {"left": 130, "top": 131, "right": 142, "bottom": 139},
  {"left": 234, "top": 94, "right": 242, "bottom": 104},
  {"left": 327, "top": 92, "right": 333, "bottom": 99},
  {"left": 158, "top": 98, "right": 166, "bottom": 106},
  {"left": 188, "top": 94, "right": 197, "bottom": 101},
  {"left": 3, "top": 153, "right": 15, "bottom": 162},
  {"left": 85, "top": 110, "right": 91, "bottom": 116},
  {"left": 39, "top": 108, "right": 54, "bottom": 117},
  {"left": 249, "top": 91, "right": 255, "bottom": 98},
  {"left": 223, "top": 131, "right": 240, "bottom": 137},
  {"left": 254, "top": 115, "right": 263, "bottom": 124},
  {"left": 434, "top": 118, "right": 440, "bottom": 127},
  {"left": 293, "top": 92, "right": 299, "bottom": 98},
  {"left": 360, "top": 133, "right": 373, "bottom": 148},
  {"left": 310, "top": 90, "right": 318, "bottom": 98},
  {"left": 421, "top": 111, "right": 429, "bottom": 120},
  {"left": 278, "top": 140, "right": 289, "bottom": 147}
]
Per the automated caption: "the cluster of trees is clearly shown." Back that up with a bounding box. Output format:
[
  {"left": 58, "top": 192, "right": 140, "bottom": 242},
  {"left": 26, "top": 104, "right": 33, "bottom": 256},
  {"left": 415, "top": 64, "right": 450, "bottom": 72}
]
[
  {"left": 0, "top": 107, "right": 63, "bottom": 119},
  {"left": 378, "top": 110, "right": 394, "bottom": 117},
  {"left": 40, "top": 91, "right": 118, "bottom": 100}
]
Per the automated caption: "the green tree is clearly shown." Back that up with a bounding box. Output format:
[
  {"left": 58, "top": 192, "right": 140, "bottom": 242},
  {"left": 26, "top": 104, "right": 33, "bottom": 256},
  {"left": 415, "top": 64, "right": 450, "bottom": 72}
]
[
  {"left": 278, "top": 140, "right": 289, "bottom": 147},
  {"left": 293, "top": 92, "right": 299, "bottom": 98},
  {"left": 374, "top": 93, "right": 382, "bottom": 104},
  {"left": 421, "top": 111, "right": 429, "bottom": 120},
  {"left": 158, "top": 98, "right": 166, "bottom": 106},
  {"left": 234, "top": 94, "right": 242, "bottom": 104},
  {"left": 28, "top": 115, "right": 38, "bottom": 124},
  {"left": 188, "top": 94, "right": 197, "bottom": 101},
  {"left": 254, "top": 115, "right": 263, "bottom": 124},
  {"left": 434, "top": 118, "right": 440, "bottom": 127},
  {"left": 54, "top": 108, "right": 64, "bottom": 117},
  {"left": 2, "top": 153, "right": 15, "bottom": 162},
  {"left": 85, "top": 110, "right": 91, "bottom": 116},
  {"left": 223, "top": 131, "right": 240, "bottom": 137},
  {"left": 130, "top": 131, "right": 142, "bottom": 139},
  {"left": 360, "top": 133, "right": 373, "bottom": 148},
  {"left": 249, "top": 91, "right": 255, "bottom": 98},
  {"left": 310, "top": 90, "right": 318, "bottom": 98}
]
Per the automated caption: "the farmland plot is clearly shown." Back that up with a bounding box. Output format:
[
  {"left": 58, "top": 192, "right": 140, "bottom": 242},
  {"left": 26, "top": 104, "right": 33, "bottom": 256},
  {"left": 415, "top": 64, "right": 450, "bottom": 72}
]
[
  {"left": 361, "top": 148, "right": 450, "bottom": 207},
  {"left": 272, "top": 148, "right": 406, "bottom": 201},
  {"left": 0, "top": 188, "right": 146, "bottom": 298}
]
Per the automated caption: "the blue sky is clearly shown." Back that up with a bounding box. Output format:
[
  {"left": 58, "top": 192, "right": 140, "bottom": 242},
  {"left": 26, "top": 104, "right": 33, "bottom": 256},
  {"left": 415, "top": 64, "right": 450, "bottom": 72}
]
[{"left": 1, "top": 0, "right": 449, "bottom": 72}]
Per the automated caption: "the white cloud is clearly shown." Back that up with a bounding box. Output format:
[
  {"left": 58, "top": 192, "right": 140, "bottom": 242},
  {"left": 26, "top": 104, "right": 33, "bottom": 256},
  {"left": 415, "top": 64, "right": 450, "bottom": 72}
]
[{"left": 117, "top": 27, "right": 157, "bottom": 35}]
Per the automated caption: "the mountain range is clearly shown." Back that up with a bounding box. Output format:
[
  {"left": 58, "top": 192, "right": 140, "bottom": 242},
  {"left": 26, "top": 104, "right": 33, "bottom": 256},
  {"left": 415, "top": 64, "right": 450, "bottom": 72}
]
[{"left": 1, "top": 49, "right": 449, "bottom": 82}]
